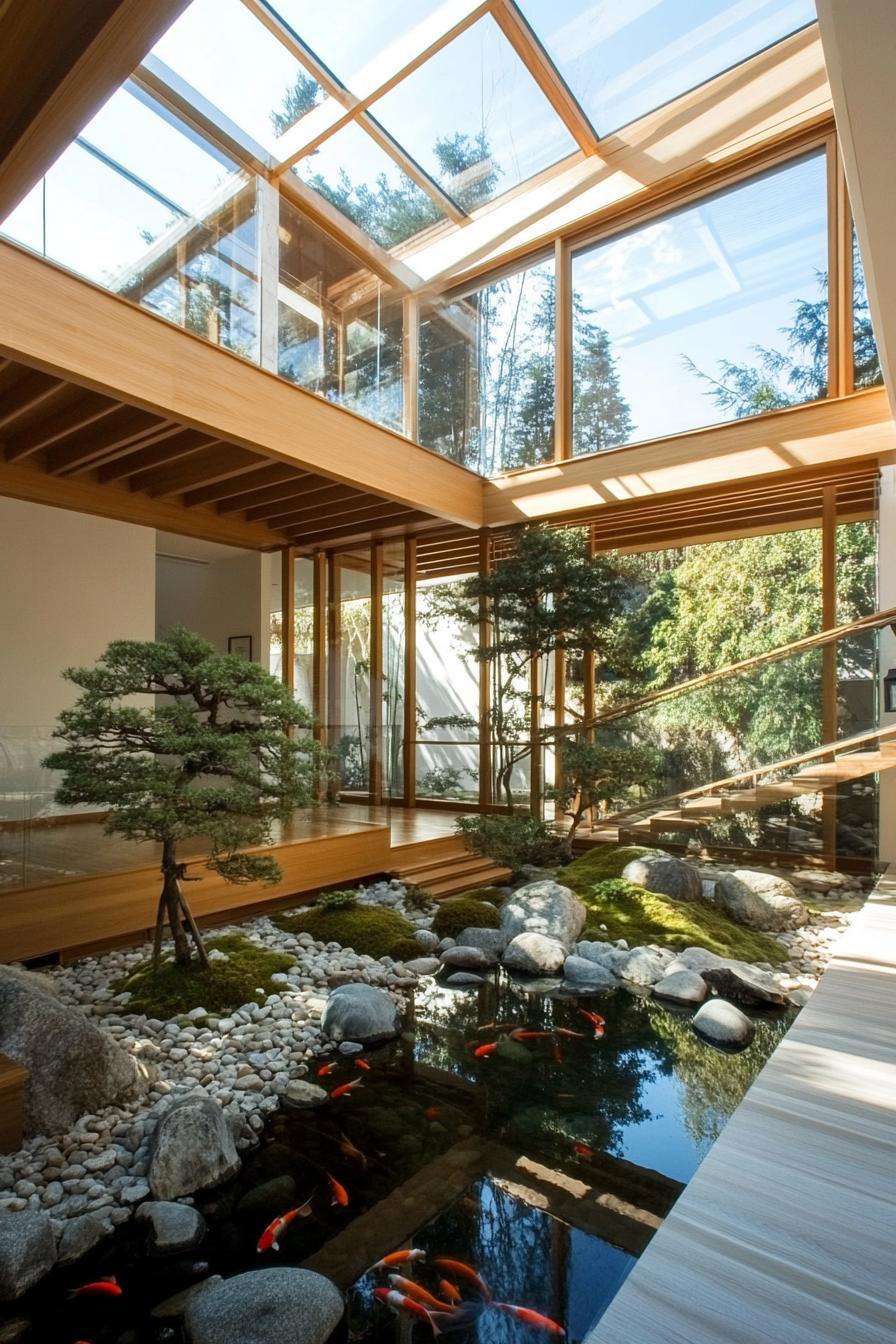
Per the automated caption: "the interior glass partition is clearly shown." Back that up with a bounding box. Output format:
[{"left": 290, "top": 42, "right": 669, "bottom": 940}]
[
  {"left": 329, "top": 552, "right": 372, "bottom": 796},
  {"left": 415, "top": 575, "right": 480, "bottom": 803},
  {"left": 382, "top": 543, "right": 406, "bottom": 801}
]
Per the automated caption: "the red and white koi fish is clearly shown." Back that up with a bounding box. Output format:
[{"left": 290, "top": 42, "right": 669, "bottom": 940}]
[
  {"left": 330, "top": 1077, "right": 363, "bottom": 1100},
  {"left": 256, "top": 1195, "right": 314, "bottom": 1253},
  {"left": 579, "top": 1009, "right": 606, "bottom": 1029},
  {"left": 327, "top": 1171, "right": 349, "bottom": 1207},
  {"left": 374, "top": 1288, "right": 440, "bottom": 1334},
  {"left": 553, "top": 1027, "right": 585, "bottom": 1038},
  {"left": 374, "top": 1248, "right": 426, "bottom": 1270},
  {"left": 508, "top": 1029, "right": 551, "bottom": 1041},
  {"left": 68, "top": 1277, "right": 122, "bottom": 1299},
  {"left": 388, "top": 1274, "right": 452, "bottom": 1310},
  {"left": 439, "top": 1279, "right": 462, "bottom": 1304},
  {"left": 473, "top": 1042, "right": 498, "bottom": 1058},
  {"left": 495, "top": 1302, "right": 566, "bottom": 1336},
  {"left": 432, "top": 1257, "right": 492, "bottom": 1300}
]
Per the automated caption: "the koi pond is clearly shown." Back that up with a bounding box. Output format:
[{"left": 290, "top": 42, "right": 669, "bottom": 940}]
[{"left": 5, "top": 971, "right": 792, "bottom": 1344}]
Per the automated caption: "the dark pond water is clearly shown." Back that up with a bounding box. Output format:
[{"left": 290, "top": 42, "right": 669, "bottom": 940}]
[{"left": 4, "top": 973, "right": 793, "bottom": 1344}]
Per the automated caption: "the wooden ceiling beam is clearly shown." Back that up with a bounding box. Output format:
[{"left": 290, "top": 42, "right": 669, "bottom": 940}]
[
  {"left": 133, "top": 445, "right": 264, "bottom": 498},
  {"left": 4, "top": 395, "right": 120, "bottom": 461},
  {"left": 287, "top": 505, "right": 426, "bottom": 545},
  {"left": 54, "top": 422, "right": 188, "bottom": 477},
  {"left": 218, "top": 475, "right": 348, "bottom": 516},
  {"left": 44, "top": 407, "right": 165, "bottom": 474},
  {"left": 268, "top": 494, "right": 393, "bottom": 530},
  {"left": 97, "top": 431, "right": 221, "bottom": 483},
  {"left": 247, "top": 486, "right": 368, "bottom": 524},
  {"left": 184, "top": 463, "right": 309, "bottom": 509},
  {"left": 0, "top": 367, "right": 67, "bottom": 430}
]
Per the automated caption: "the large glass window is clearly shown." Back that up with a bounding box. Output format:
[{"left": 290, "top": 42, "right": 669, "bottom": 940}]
[
  {"left": 418, "top": 256, "right": 555, "bottom": 474},
  {"left": 570, "top": 150, "right": 828, "bottom": 454},
  {"left": 270, "top": 0, "right": 445, "bottom": 93},
  {"left": 519, "top": 0, "right": 816, "bottom": 136},
  {"left": 370, "top": 16, "right": 576, "bottom": 210},
  {"left": 853, "top": 228, "right": 883, "bottom": 391},
  {"left": 279, "top": 195, "right": 403, "bottom": 430}
]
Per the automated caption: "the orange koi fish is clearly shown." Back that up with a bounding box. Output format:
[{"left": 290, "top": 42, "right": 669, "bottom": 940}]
[
  {"left": 327, "top": 1171, "right": 349, "bottom": 1207},
  {"left": 572, "top": 1142, "right": 594, "bottom": 1159},
  {"left": 553, "top": 1028, "right": 585, "bottom": 1038},
  {"left": 432, "top": 1257, "right": 492, "bottom": 1300},
  {"left": 355, "top": 1058, "right": 371, "bottom": 1071},
  {"left": 317, "top": 1061, "right": 338, "bottom": 1077},
  {"left": 509, "top": 1029, "right": 551, "bottom": 1041},
  {"left": 69, "top": 1278, "right": 122, "bottom": 1299},
  {"left": 256, "top": 1195, "right": 314, "bottom": 1253},
  {"left": 439, "top": 1279, "right": 462, "bottom": 1305},
  {"left": 374, "top": 1248, "right": 427, "bottom": 1270},
  {"left": 592, "top": 1025, "right": 605, "bottom": 1041},
  {"left": 579, "top": 1009, "right": 606, "bottom": 1028},
  {"left": 424, "top": 1106, "right": 442, "bottom": 1120},
  {"left": 495, "top": 1302, "right": 566, "bottom": 1336},
  {"left": 473, "top": 1042, "right": 498, "bottom": 1058},
  {"left": 338, "top": 1131, "right": 367, "bottom": 1167},
  {"left": 375, "top": 1288, "right": 439, "bottom": 1333},
  {"left": 389, "top": 1275, "right": 452, "bottom": 1310},
  {"left": 330, "top": 1077, "right": 363, "bottom": 1100}
]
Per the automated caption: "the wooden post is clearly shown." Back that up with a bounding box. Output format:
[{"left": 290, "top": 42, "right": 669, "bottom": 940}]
[
  {"left": 312, "top": 551, "right": 326, "bottom": 743},
  {"left": 822, "top": 485, "right": 838, "bottom": 862},
  {"left": 403, "top": 536, "right": 417, "bottom": 807},
  {"left": 553, "top": 646, "right": 566, "bottom": 822},
  {"left": 478, "top": 529, "right": 493, "bottom": 810},
  {"left": 369, "top": 542, "right": 384, "bottom": 807},
  {"left": 529, "top": 654, "right": 542, "bottom": 817},
  {"left": 826, "top": 135, "right": 852, "bottom": 400},
  {"left": 554, "top": 237, "right": 572, "bottom": 460},
  {"left": 280, "top": 546, "right": 295, "bottom": 694},
  {"left": 0, "top": 1053, "right": 28, "bottom": 1155}
]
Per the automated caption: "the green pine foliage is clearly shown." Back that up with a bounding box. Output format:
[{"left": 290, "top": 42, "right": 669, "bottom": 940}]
[{"left": 43, "top": 628, "right": 324, "bottom": 966}]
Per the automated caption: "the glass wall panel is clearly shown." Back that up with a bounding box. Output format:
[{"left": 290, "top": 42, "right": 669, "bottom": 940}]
[
  {"left": 332, "top": 555, "right": 372, "bottom": 794},
  {"left": 519, "top": 0, "right": 816, "bottom": 136},
  {"left": 270, "top": 0, "right": 444, "bottom": 93},
  {"left": 418, "top": 256, "right": 555, "bottom": 473},
  {"left": 152, "top": 0, "right": 326, "bottom": 152},
  {"left": 853, "top": 228, "right": 884, "bottom": 390},
  {"left": 382, "top": 544, "right": 406, "bottom": 799},
  {"left": 293, "top": 121, "right": 447, "bottom": 248},
  {"left": 571, "top": 150, "right": 828, "bottom": 454},
  {"left": 416, "top": 577, "right": 480, "bottom": 803},
  {"left": 279, "top": 195, "right": 403, "bottom": 429},
  {"left": 369, "top": 16, "right": 576, "bottom": 210}
]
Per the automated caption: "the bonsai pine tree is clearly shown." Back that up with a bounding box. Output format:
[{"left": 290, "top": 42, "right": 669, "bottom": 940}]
[{"left": 44, "top": 628, "right": 323, "bottom": 969}]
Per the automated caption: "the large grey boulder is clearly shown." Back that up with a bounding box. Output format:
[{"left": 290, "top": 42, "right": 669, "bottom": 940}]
[
  {"left": 692, "top": 999, "right": 755, "bottom": 1049},
  {"left": 619, "top": 947, "right": 668, "bottom": 986},
  {"left": 321, "top": 983, "right": 400, "bottom": 1044},
  {"left": 0, "top": 1212, "right": 56, "bottom": 1302},
  {"left": 439, "top": 945, "right": 491, "bottom": 970},
  {"left": 503, "top": 932, "right": 567, "bottom": 975},
  {"left": 674, "top": 947, "right": 787, "bottom": 1007},
  {"left": 0, "top": 966, "right": 149, "bottom": 1138},
  {"left": 185, "top": 1267, "right": 344, "bottom": 1344},
  {"left": 57, "top": 1211, "right": 114, "bottom": 1266},
  {"left": 574, "top": 940, "right": 630, "bottom": 974},
  {"left": 622, "top": 852, "right": 702, "bottom": 902},
  {"left": 500, "top": 880, "right": 586, "bottom": 949},
  {"left": 414, "top": 929, "right": 440, "bottom": 953},
  {"left": 455, "top": 927, "right": 508, "bottom": 963},
  {"left": 712, "top": 870, "right": 808, "bottom": 931},
  {"left": 148, "top": 1096, "right": 240, "bottom": 1200},
  {"left": 283, "top": 1080, "right": 327, "bottom": 1110},
  {"left": 653, "top": 969, "right": 708, "bottom": 1005},
  {"left": 136, "top": 1200, "right": 206, "bottom": 1254},
  {"left": 562, "top": 956, "right": 617, "bottom": 991},
  {"left": 403, "top": 957, "right": 442, "bottom": 976}
]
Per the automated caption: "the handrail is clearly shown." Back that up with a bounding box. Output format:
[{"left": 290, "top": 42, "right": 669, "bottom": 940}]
[
  {"left": 554, "top": 605, "right": 896, "bottom": 739},
  {"left": 600, "top": 722, "right": 896, "bottom": 826}
]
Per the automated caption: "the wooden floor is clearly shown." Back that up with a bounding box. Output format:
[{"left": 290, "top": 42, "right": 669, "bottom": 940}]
[
  {"left": 0, "top": 803, "right": 462, "bottom": 892},
  {"left": 586, "top": 867, "right": 896, "bottom": 1344}
]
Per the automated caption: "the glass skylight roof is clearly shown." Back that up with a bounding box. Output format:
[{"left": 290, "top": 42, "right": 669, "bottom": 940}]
[
  {"left": 518, "top": 0, "right": 817, "bottom": 136},
  {"left": 269, "top": 0, "right": 446, "bottom": 91}
]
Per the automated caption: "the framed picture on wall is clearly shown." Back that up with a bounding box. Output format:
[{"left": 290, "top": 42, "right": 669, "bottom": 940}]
[{"left": 228, "top": 635, "right": 253, "bottom": 660}]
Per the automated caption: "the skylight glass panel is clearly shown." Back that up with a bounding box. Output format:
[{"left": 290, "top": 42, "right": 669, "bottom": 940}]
[
  {"left": 268, "top": 0, "right": 444, "bottom": 90},
  {"left": 369, "top": 15, "right": 577, "bottom": 210},
  {"left": 294, "top": 121, "right": 447, "bottom": 248},
  {"left": 519, "top": 0, "right": 817, "bottom": 135},
  {"left": 152, "top": 0, "right": 325, "bottom": 152}
]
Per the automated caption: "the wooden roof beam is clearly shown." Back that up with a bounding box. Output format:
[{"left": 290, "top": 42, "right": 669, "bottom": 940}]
[
  {"left": 184, "top": 463, "right": 310, "bottom": 509},
  {"left": 4, "top": 394, "right": 121, "bottom": 461},
  {"left": 287, "top": 506, "right": 426, "bottom": 545},
  {"left": 44, "top": 408, "right": 166, "bottom": 475},
  {"left": 134, "top": 445, "right": 266, "bottom": 498},
  {"left": 0, "top": 367, "right": 68, "bottom": 431},
  {"left": 97, "top": 432, "right": 222, "bottom": 483},
  {"left": 218, "top": 475, "right": 353, "bottom": 516},
  {"left": 246, "top": 485, "right": 368, "bottom": 525}
]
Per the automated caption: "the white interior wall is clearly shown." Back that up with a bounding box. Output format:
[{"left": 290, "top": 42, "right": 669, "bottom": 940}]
[
  {"left": 156, "top": 540, "right": 269, "bottom": 669},
  {"left": 0, "top": 497, "right": 156, "bottom": 794}
]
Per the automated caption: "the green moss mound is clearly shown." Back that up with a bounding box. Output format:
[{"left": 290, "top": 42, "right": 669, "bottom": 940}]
[
  {"left": 457, "top": 885, "right": 508, "bottom": 906},
  {"left": 273, "top": 904, "right": 416, "bottom": 960},
  {"left": 576, "top": 877, "right": 786, "bottom": 963},
  {"left": 432, "top": 896, "right": 501, "bottom": 940},
  {"left": 114, "top": 933, "right": 294, "bottom": 1019},
  {"left": 558, "top": 845, "right": 654, "bottom": 884},
  {"left": 389, "top": 937, "right": 426, "bottom": 962}
]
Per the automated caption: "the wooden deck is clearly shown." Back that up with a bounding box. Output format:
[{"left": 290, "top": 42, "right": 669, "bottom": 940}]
[{"left": 586, "top": 866, "right": 896, "bottom": 1344}]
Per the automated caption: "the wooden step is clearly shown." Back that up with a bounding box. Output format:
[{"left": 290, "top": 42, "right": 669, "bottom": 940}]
[
  {"left": 722, "top": 783, "right": 815, "bottom": 807},
  {"left": 425, "top": 864, "right": 513, "bottom": 898},
  {"left": 792, "top": 751, "right": 896, "bottom": 786},
  {"left": 391, "top": 854, "right": 497, "bottom": 885},
  {"left": 680, "top": 797, "right": 731, "bottom": 817}
]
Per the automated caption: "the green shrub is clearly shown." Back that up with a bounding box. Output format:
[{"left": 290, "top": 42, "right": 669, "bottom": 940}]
[
  {"left": 114, "top": 933, "right": 294, "bottom": 1018},
  {"left": 455, "top": 814, "right": 566, "bottom": 878},
  {"left": 315, "top": 888, "right": 358, "bottom": 911},
  {"left": 574, "top": 878, "right": 786, "bottom": 963},
  {"left": 389, "top": 937, "right": 426, "bottom": 962},
  {"left": 458, "top": 885, "right": 508, "bottom": 906},
  {"left": 273, "top": 904, "right": 416, "bottom": 960},
  {"left": 557, "top": 845, "right": 654, "bottom": 885},
  {"left": 432, "top": 896, "right": 501, "bottom": 940},
  {"left": 403, "top": 884, "right": 436, "bottom": 912}
]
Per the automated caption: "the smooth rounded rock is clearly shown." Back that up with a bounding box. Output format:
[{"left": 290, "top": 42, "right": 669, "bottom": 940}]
[
  {"left": 321, "top": 983, "right": 401, "bottom": 1044},
  {"left": 136, "top": 1200, "right": 206, "bottom": 1254},
  {"left": 439, "top": 945, "right": 491, "bottom": 970},
  {"left": 454, "top": 927, "right": 507, "bottom": 963},
  {"left": 0, "top": 1212, "right": 56, "bottom": 1302},
  {"left": 692, "top": 999, "right": 755, "bottom": 1049},
  {"left": 713, "top": 870, "right": 808, "bottom": 931},
  {"left": 148, "top": 1095, "right": 240, "bottom": 1201},
  {"left": 622, "top": 853, "right": 702, "bottom": 902},
  {"left": 562, "top": 956, "right": 617, "bottom": 990},
  {"left": 500, "top": 880, "right": 586, "bottom": 949},
  {"left": 443, "top": 971, "right": 486, "bottom": 987},
  {"left": 283, "top": 1080, "right": 327, "bottom": 1110},
  {"left": 619, "top": 947, "right": 668, "bottom": 986},
  {"left": 503, "top": 932, "right": 567, "bottom": 975},
  {"left": 403, "top": 957, "right": 441, "bottom": 976},
  {"left": 413, "top": 930, "right": 440, "bottom": 953},
  {"left": 653, "top": 969, "right": 708, "bottom": 1005},
  {"left": 184, "top": 1267, "right": 344, "bottom": 1344},
  {"left": 57, "top": 1211, "right": 114, "bottom": 1266}
]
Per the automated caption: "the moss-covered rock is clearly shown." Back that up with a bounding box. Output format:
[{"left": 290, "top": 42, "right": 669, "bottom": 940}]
[
  {"left": 456, "top": 885, "right": 508, "bottom": 906},
  {"left": 273, "top": 905, "right": 416, "bottom": 960},
  {"left": 114, "top": 933, "right": 294, "bottom": 1019},
  {"left": 431, "top": 897, "right": 501, "bottom": 940},
  {"left": 575, "top": 877, "right": 786, "bottom": 963},
  {"left": 558, "top": 845, "right": 655, "bottom": 885},
  {"left": 389, "top": 937, "right": 426, "bottom": 962}
]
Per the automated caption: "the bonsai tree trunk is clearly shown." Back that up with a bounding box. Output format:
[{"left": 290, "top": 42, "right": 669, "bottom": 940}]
[{"left": 155, "top": 839, "right": 209, "bottom": 968}]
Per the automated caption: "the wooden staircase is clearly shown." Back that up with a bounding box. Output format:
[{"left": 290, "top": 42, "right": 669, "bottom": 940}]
[
  {"left": 610, "top": 727, "right": 896, "bottom": 843},
  {"left": 390, "top": 842, "right": 512, "bottom": 899}
]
